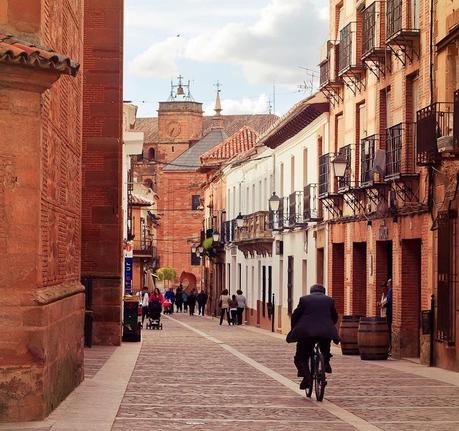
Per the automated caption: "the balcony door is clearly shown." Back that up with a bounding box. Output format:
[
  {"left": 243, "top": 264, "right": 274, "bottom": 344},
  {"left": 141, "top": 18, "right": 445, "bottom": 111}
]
[{"left": 287, "top": 256, "right": 294, "bottom": 315}]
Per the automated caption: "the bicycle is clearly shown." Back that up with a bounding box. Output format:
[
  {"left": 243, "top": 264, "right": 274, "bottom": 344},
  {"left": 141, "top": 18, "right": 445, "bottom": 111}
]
[{"left": 305, "top": 341, "right": 327, "bottom": 401}]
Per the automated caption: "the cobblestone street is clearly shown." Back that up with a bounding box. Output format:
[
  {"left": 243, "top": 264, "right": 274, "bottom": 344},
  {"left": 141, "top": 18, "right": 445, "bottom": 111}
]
[
  {"left": 4, "top": 314, "right": 459, "bottom": 431},
  {"left": 112, "top": 314, "right": 459, "bottom": 431}
]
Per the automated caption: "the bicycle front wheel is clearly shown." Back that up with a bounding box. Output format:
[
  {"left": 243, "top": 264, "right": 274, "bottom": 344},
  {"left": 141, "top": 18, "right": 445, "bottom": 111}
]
[{"left": 314, "top": 352, "right": 326, "bottom": 401}]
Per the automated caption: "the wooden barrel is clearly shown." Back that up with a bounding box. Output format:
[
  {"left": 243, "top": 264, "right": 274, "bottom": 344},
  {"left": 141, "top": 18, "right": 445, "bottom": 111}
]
[
  {"left": 358, "top": 317, "right": 390, "bottom": 360},
  {"left": 339, "top": 315, "right": 361, "bottom": 355}
]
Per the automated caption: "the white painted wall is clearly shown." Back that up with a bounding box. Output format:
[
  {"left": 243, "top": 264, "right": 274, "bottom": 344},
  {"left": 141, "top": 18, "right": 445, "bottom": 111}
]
[
  {"left": 271, "top": 113, "right": 330, "bottom": 310},
  {"left": 223, "top": 147, "right": 275, "bottom": 309}
]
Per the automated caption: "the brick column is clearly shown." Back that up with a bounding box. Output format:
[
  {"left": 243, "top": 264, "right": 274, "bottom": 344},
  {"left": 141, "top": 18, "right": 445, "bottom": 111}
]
[{"left": 81, "top": 0, "right": 124, "bottom": 345}]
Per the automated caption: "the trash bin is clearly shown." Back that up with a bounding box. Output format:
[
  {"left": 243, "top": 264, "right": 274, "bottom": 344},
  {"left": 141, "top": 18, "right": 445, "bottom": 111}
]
[{"left": 122, "top": 296, "right": 141, "bottom": 342}]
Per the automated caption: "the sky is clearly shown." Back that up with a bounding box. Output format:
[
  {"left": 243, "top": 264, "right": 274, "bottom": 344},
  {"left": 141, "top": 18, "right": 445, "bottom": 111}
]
[{"left": 124, "top": 0, "right": 329, "bottom": 118}]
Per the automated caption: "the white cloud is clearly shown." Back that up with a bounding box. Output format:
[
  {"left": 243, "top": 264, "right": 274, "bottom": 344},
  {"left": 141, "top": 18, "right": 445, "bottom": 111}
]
[
  {"left": 204, "top": 94, "right": 270, "bottom": 115},
  {"left": 128, "top": 0, "right": 328, "bottom": 85},
  {"left": 129, "top": 37, "right": 184, "bottom": 78}
]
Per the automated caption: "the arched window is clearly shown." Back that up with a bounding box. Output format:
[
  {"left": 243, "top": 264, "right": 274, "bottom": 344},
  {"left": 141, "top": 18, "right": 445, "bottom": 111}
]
[
  {"left": 147, "top": 147, "right": 155, "bottom": 160},
  {"left": 144, "top": 178, "right": 153, "bottom": 189}
]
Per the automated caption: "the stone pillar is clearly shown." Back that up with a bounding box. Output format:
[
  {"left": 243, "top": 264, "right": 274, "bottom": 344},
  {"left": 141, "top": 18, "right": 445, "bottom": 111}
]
[
  {"left": 0, "top": 66, "right": 84, "bottom": 421},
  {"left": 81, "top": 0, "right": 124, "bottom": 345}
]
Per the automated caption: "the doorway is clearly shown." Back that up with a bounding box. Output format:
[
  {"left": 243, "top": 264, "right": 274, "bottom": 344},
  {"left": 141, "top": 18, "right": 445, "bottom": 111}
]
[
  {"left": 287, "top": 256, "right": 294, "bottom": 315},
  {"left": 331, "top": 243, "right": 345, "bottom": 314},
  {"left": 316, "top": 248, "right": 324, "bottom": 285},
  {"left": 352, "top": 242, "right": 367, "bottom": 316},
  {"left": 400, "top": 239, "right": 421, "bottom": 358},
  {"left": 376, "top": 241, "right": 393, "bottom": 313}
]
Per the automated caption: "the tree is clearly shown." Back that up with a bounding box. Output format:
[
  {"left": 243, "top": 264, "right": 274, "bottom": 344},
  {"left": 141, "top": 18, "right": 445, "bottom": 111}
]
[{"left": 155, "top": 267, "right": 177, "bottom": 288}]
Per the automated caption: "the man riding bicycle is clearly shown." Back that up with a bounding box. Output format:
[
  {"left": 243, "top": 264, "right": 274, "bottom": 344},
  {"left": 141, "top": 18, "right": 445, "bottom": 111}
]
[{"left": 286, "top": 284, "right": 339, "bottom": 390}]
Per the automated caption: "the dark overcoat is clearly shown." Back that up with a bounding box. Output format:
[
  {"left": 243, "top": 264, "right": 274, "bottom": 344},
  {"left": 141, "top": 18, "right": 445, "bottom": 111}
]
[{"left": 286, "top": 291, "right": 339, "bottom": 343}]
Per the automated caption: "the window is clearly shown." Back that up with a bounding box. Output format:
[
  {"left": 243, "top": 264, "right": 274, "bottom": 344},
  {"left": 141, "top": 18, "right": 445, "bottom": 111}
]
[
  {"left": 280, "top": 163, "right": 284, "bottom": 197},
  {"left": 290, "top": 156, "right": 295, "bottom": 193},
  {"left": 303, "top": 148, "right": 308, "bottom": 187},
  {"left": 147, "top": 147, "right": 155, "bottom": 160},
  {"left": 191, "top": 252, "right": 201, "bottom": 266},
  {"left": 171, "top": 145, "right": 175, "bottom": 153},
  {"left": 191, "top": 195, "right": 201, "bottom": 210}
]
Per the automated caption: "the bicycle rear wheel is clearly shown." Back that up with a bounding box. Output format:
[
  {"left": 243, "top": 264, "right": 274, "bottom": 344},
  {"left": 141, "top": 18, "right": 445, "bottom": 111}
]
[
  {"left": 314, "top": 352, "right": 326, "bottom": 401},
  {"left": 305, "top": 356, "right": 313, "bottom": 398}
]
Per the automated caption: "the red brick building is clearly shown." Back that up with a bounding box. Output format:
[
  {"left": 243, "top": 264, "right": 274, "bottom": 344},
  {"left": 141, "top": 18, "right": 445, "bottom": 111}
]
[
  {"left": 0, "top": 1, "right": 83, "bottom": 421},
  {"left": 135, "top": 86, "right": 276, "bottom": 288},
  {"left": 319, "top": 0, "right": 459, "bottom": 369}
]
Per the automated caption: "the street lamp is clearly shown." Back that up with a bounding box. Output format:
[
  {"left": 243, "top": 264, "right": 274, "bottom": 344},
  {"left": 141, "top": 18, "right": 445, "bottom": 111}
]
[
  {"left": 191, "top": 244, "right": 197, "bottom": 253},
  {"left": 269, "top": 192, "right": 280, "bottom": 212},
  {"left": 332, "top": 153, "right": 348, "bottom": 178},
  {"left": 235, "top": 212, "right": 244, "bottom": 228},
  {"left": 212, "top": 231, "right": 220, "bottom": 242},
  {"left": 198, "top": 246, "right": 204, "bottom": 254}
]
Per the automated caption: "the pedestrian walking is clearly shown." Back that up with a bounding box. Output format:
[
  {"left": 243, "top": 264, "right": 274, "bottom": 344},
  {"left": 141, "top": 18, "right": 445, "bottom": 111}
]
[
  {"left": 182, "top": 290, "right": 189, "bottom": 312},
  {"left": 187, "top": 289, "right": 197, "bottom": 316},
  {"left": 235, "top": 289, "right": 246, "bottom": 325},
  {"left": 150, "top": 287, "right": 164, "bottom": 305},
  {"left": 197, "top": 289, "right": 208, "bottom": 316},
  {"left": 377, "top": 283, "right": 388, "bottom": 318},
  {"left": 175, "top": 285, "right": 183, "bottom": 312},
  {"left": 140, "top": 286, "right": 150, "bottom": 326},
  {"left": 219, "top": 289, "right": 231, "bottom": 325},
  {"left": 164, "top": 288, "right": 175, "bottom": 314},
  {"left": 229, "top": 295, "right": 238, "bottom": 325}
]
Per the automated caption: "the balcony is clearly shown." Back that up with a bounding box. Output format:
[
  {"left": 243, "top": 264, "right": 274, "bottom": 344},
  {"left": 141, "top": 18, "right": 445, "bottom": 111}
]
[
  {"left": 287, "top": 191, "right": 304, "bottom": 228},
  {"left": 385, "top": 123, "right": 416, "bottom": 179},
  {"left": 338, "top": 23, "right": 365, "bottom": 94},
  {"left": 303, "top": 184, "right": 322, "bottom": 222},
  {"left": 385, "top": 123, "right": 420, "bottom": 206},
  {"left": 416, "top": 102, "right": 455, "bottom": 165},
  {"left": 234, "top": 211, "right": 274, "bottom": 257},
  {"left": 319, "top": 41, "right": 343, "bottom": 105},
  {"left": 318, "top": 153, "right": 331, "bottom": 197},
  {"left": 385, "top": 0, "right": 420, "bottom": 64},
  {"left": 133, "top": 239, "right": 153, "bottom": 257},
  {"left": 318, "top": 153, "right": 343, "bottom": 218},
  {"left": 337, "top": 145, "right": 352, "bottom": 192},
  {"left": 361, "top": 135, "right": 377, "bottom": 185},
  {"left": 362, "top": 2, "right": 388, "bottom": 78}
]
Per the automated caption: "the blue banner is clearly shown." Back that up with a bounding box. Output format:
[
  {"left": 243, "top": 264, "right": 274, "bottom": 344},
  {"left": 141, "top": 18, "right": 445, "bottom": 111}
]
[{"left": 124, "top": 257, "right": 133, "bottom": 295}]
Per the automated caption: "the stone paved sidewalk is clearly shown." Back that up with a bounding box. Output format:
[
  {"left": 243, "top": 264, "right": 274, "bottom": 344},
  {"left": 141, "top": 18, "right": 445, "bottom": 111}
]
[{"left": 112, "top": 314, "right": 459, "bottom": 431}]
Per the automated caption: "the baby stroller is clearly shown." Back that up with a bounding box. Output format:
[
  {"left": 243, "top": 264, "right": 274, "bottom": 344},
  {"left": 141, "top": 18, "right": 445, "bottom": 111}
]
[
  {"left": 146, "top": 300, "right": 163, "bottom": 330},
  {"left": 162, "top": 298, "right": 173, "bottom": 315}
]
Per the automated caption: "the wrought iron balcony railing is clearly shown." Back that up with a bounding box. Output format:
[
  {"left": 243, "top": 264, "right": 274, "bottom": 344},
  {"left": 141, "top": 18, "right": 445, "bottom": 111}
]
[
  {"left": 360, "top": 135, "right": 377, "bottom": 185},
  {"left": 133, "top": 239, "right": 153, "bottom": 255},
  {"left": 386, "top": 0, "right": 419, "bottom": 41},
  {"left": 320, "top": 60, "right": 330, "bottom": 88},
  {"left": 385, "top": 123, "right": 416, "bottom": 179},
  {"left": 303, "top": 184, "right": 322, "bottom": 222},
  {"left": 318, "top": 153, "right": 331, "bottom": 197},
  {"left": 362, "top": 2, "right": 377, "bottom": 56},
  {"left": 287, "top": 191, "right": 304, "bottom": 227},
  {"left": 417, "top": 102, "right": 455, "bottom": 165},
  {"left": 337, "top": 145, "right": 352, "bottom": 191},
  {"left": 234, "top": 211, "right": 272, "bottom": 242},
  {"left": 339, "top": 23, "right": 353, "bottom": 74}
]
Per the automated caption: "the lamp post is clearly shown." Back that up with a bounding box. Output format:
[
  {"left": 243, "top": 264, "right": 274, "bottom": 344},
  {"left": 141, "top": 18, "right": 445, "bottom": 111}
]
[
  {"left": 332, "top": 153, "right": 348, "bottom": 178},
  {"left": 212, "top": 231, "right": 220, "bottom": 242},
  {"left": 191, "top": 244, "right": 197, "bottom": 254},
  {"left": 235, "top": 212, "right": 244, "bottom": 228},
  {"left": 268, "top": 192, "right": 280, "bottom": 212}
]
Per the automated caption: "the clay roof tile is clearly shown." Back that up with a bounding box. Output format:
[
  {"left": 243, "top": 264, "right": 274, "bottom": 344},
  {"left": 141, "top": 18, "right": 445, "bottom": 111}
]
[{"left": 0, "top": 34, "right": 80, "bottom": 76}]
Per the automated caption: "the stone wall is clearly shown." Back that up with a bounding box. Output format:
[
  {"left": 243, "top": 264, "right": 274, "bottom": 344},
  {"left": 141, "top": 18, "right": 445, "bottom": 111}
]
[{"left": 0, "top": 0, "right": 85, "bottom": 421}]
